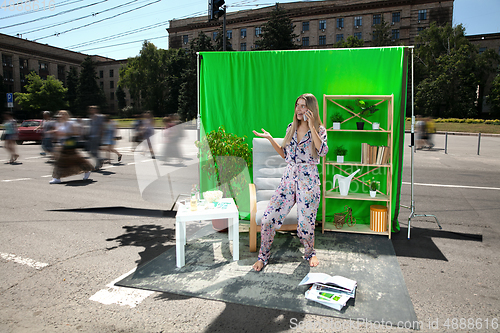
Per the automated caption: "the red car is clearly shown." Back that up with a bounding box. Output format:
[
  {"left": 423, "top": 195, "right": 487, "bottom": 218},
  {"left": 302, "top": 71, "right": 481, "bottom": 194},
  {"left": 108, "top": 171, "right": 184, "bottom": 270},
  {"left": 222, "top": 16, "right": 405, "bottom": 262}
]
[{"left": 17, "top": 119, "right": 43, "bottom": 144}]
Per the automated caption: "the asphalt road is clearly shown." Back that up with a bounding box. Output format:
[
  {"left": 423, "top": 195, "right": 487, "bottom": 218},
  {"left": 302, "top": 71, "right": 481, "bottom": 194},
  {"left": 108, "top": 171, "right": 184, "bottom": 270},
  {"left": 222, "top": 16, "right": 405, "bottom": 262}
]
[{"left": 0, "top": 129, "right": 499, "bottom": 333}]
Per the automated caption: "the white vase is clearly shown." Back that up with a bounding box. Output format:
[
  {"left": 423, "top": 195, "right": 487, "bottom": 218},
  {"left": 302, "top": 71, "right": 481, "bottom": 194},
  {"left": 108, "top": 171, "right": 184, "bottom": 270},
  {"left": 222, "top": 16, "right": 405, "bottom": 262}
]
[
  {"left": 370, "top": 190, "right": 376, "bottom": 197},
  {"left": 337, "top": 155, "right": 344, "bottom": 163},
  {"left": 372, "top": 122, "right": 380, "bottom": 130},
  {"left": 332, "top": 122, "right": 341, "bottom": 130}
]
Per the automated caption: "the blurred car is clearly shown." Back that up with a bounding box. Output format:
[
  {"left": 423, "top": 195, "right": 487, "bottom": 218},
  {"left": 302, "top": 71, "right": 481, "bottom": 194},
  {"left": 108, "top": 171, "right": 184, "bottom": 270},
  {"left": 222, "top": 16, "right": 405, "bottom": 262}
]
[{"left": 17, "top": 119, "right": 43, "bottom": 144}]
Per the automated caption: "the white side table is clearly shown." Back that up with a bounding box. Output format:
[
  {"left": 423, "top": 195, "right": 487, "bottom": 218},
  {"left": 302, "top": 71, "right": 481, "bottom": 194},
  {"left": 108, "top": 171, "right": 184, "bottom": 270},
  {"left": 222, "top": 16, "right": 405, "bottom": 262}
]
[{"left": 175, "top": 198, "right": 239, "bottom": 268}]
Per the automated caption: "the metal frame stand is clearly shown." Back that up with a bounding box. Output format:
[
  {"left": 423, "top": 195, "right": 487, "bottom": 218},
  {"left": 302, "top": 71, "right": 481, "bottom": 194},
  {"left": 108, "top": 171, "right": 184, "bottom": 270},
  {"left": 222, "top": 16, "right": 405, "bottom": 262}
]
[{"left": 401, "top": 47, "right": 442, "bottom": 239}]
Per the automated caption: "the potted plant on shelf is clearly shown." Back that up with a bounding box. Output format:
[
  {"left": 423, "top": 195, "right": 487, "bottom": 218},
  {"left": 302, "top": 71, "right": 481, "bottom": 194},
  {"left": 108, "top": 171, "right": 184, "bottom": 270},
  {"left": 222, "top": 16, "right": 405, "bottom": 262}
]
[
  {"left": 330, "top": 112, "right": 344, "bottom": 130},
  {"left": 195, "top": 126, "right": 252, "bottom": 231},
  {"left": 367, "top": 177, "right": 380, "bottom": 197},
  {"left": 348, "top": 99, "right": 379, "bottom": 130},
  {"left": 334, "top": 145, "right": 347, "bottom": 163}
]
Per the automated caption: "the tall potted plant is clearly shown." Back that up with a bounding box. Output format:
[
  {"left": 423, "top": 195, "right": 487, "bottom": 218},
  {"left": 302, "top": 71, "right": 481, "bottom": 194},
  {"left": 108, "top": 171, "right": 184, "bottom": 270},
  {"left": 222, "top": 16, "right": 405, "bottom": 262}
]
[{"left": 196, "top": 126, "right": 252, "bottom": 230}]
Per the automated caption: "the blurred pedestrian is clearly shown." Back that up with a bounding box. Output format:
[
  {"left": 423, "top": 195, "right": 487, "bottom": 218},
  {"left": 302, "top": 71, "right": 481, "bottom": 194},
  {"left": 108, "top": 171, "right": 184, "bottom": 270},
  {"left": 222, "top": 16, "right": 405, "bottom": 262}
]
[
  {"left": 87, "top": 105, "right": 105, "bottom": 170},
  {"left": 101, "top": 115, "right": 122, "bottom": 163},
  {"left": 37, "top": 111, "right": 55, "bottom": 157},
  {"left": 425, "top": 117, "right": 436, "bottom": 149},
  {"left": 416, "top": 116, "right": 426, "bottom": 150},
  {"left": 162, "top": 114, "right": 184, "bottom": 165},
  {"left": 131, "top": 114, "right": 144, "bottom": 151},
  {"left": 49, "top": 110, "right": 93, "bottom": 184},
  {"left": 2, "top": 111, "right": 19, "bottom": 163},
  {"left": 142, "top": 111, "right": 155, "bottom": 158}
]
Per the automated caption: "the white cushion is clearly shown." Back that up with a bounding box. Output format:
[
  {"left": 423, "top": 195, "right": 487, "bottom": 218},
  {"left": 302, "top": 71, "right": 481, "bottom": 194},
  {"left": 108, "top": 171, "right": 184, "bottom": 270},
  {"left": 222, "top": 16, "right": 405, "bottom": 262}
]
[{"left": 253, "top": 138, "right": 298, "bottom": 228}]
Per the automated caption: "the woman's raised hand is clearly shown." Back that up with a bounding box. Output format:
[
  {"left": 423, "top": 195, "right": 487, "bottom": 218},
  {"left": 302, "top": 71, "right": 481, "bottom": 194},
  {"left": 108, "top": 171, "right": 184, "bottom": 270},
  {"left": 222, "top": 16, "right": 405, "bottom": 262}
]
[{"left": 252, "top": 129, "right": 272, "bottom": 139}]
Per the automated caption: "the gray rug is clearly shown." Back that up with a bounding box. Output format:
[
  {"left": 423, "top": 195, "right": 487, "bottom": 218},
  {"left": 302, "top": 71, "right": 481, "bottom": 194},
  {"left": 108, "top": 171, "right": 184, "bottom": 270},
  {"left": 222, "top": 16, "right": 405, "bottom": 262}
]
[{"left": 116, "top": 225, "right": 418, "bottom": 329}]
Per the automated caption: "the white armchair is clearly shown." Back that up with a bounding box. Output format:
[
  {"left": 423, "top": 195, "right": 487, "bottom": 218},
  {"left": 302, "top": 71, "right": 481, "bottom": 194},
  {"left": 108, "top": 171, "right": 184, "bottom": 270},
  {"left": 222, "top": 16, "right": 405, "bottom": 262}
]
[{"left": 249, "top": 138, "right": 298, "bottom": 252}]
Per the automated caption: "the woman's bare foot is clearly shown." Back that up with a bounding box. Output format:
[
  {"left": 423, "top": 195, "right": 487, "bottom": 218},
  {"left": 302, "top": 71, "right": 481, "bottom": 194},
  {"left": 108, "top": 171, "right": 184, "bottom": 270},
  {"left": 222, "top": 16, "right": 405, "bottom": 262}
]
[
  {"left": 252, "top": 260, "right": 265, "bottom": 271},
  {"left": 309, "top": 255, "right": 319, "bottom": 267}
]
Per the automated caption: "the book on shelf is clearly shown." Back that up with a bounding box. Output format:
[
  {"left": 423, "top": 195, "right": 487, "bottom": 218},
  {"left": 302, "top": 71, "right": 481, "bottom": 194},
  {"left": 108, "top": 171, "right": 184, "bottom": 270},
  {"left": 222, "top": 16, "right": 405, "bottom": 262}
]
[
  {"left": 361, "top": 143, "right": 390, "bottom": 165},
  {"left": 299, "top": 273, "right": 357, "bottom": 311}
]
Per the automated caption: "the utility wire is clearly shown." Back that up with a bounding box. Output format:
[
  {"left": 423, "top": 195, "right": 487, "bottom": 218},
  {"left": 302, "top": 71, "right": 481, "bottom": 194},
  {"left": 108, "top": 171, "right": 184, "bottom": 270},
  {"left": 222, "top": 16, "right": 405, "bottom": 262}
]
[
  {"left": 0, "top": 0, "right": 84, "bottom": 20},
  {"left": 33, "top": 0, "right": 161, "bottom": 41},
  {"left": 0, "top": 0, "right": 110, "bottom": 29},
  {"left": 20, "top": 0, "right": 142, "bottom": 35},
  {"left": 79, "top": 35, "right": 168, "bottom": 52}
]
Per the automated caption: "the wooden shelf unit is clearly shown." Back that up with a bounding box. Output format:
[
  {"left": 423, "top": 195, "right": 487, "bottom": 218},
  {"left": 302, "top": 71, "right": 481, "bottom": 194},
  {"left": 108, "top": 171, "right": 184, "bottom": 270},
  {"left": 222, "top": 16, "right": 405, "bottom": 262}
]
[{"left": 321, "top": 94, "right": 394, "bottom": 238}]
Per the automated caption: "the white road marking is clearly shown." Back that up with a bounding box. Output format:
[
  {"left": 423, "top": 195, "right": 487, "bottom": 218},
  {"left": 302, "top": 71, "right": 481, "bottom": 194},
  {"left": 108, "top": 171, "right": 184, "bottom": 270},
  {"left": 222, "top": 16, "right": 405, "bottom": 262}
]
[
  {"left": 1, "top": 178, "right": 32, "bottom": 182},
  {"left": 89, "top": 268, "right": 154, "bottom": 308},
  {"left": 0, "top": 252, "right": 49, "bottom": 270},
  {"left": 402, "top": 182, "right": 500, "bottom": 191}
]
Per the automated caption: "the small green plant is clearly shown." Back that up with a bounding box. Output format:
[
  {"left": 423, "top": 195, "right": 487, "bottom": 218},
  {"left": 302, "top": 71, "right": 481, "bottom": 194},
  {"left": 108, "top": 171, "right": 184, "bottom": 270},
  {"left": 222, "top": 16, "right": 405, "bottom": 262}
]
[
  {"left": 347, "top": 99, "right": 379, "bottom": 117},
  {"left": 367, "top": 177, "right": 380, "bottom": 191},
  {"left": 333, "top": 145, "right": 347, "bottom": 156},
  {"left": 330, "top": 112, "right": 344, "bottom": 123}
]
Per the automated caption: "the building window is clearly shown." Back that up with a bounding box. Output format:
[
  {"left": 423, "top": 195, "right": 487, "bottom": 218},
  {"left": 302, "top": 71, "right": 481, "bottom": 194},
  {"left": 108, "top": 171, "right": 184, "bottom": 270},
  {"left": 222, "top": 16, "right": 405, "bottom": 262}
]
[
  {"left": 240, "top": 42, "right": 246, "bottom": 51},
  {"left": 110, "top": 92, "right": 114, "bottom": 100},
  {"left": 183, "top": 35, "right": 188, "bottom": 44},
  {"left": 227, "top": 30, "right": 232, "bottom": 39},
  {"left": 99, "top": 70, "right": 104, "bottom": 79},
  {"left": 241, "top": 28, "right": 247, "bottom": 38},
  {"left": 354, "top": 16, "right": 362, "bottom": 27},
  {"left": 373, "top": 14, "right": 381, "bottom": 25},
  {"left": 354, "top": 32, "right": 362, "bottom": 40},
  {"left": 417, "top": 27, "right": 425, "bottom": 35},
  {"left": 2, "top": 54, "right": 13, "bottom": 66},
  {"left": 336, "top": 34, "right": 344, "bottom": 42},
  {"left": 100, "top": 81, "right": 104, "bottom": 89},
  {"left": 392, "top": 29, "right": 400, "bottom": 40},
  {"left": 213, "top": 31, "right": 218, "bottom": 40},
  {"left": 319, "top": 20, "right": 326, "bottom": 30},
  {"left": 337, "top": 18, "right": 344, "bottom": 29},
  {"left": 109, "top": 69, "right": 114, "bottom": 78},
  {"left": 110, "top": 81, "right": 114, "bottom": 89},
  {"left": 392, "top": 12, "right": 401, "bottom": 23},
  {"left": 20, "top": 58, "right": 28, "bottom": 69},
  {"left": 302, "top": 22, "right": 309, "bottom": 32},
  {"left": 479, "top": 47, "right": 487, "bottom": 54},
  {"left": 39, "top": 62, "right": 48, "bottom": 70},
  {"left": 319, "top": 35, "right": 326, "bottom": 45},
  {"left": 302, "top": 37, "right": 309, "bottom": 46},
  {"left": 418, "top": 9, "right": 427, "bottom": 21},
  {"left": 255, "top": 27, "right": 262, "bottom": 36},
  {"left": 372, "top": 31, "right": 379, "bottom": 40}
]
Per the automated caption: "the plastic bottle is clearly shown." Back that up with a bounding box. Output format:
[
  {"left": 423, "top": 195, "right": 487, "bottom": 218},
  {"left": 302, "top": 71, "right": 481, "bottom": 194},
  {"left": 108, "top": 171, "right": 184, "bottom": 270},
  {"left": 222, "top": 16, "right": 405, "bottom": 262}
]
[{"left": 190, "top": 184, "right": 197, "bottom": 211}]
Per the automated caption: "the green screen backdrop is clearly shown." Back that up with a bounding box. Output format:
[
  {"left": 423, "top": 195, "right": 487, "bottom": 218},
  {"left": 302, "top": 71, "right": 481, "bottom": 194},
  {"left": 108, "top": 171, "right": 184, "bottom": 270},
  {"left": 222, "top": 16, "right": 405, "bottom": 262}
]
[{"left": 199, "top": 47, "right": 408, "bottom": 232}]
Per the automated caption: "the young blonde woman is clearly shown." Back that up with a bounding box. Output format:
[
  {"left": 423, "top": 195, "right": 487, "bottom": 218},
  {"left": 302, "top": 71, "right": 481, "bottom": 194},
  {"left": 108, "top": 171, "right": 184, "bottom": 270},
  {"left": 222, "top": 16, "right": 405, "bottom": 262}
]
[
  {"left": 49, "top": 110, "right": 94, "bottom": 184},
  {"left": 252, "top": 93, "right": 329, "bottom": 271}
]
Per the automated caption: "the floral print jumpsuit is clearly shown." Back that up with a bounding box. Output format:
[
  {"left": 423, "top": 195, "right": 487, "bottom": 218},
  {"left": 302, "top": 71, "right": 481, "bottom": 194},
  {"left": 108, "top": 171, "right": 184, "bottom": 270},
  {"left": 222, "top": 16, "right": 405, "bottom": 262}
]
[{"left": 258, "top": 123, "right": 329, "bottom": 264}]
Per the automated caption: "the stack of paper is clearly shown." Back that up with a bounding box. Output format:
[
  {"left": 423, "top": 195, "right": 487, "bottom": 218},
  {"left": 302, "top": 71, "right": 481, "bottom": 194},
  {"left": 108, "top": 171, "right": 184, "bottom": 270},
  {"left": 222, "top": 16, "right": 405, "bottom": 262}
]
[{"left": 299, "top": 273, "right": 357, "bottom": 311}]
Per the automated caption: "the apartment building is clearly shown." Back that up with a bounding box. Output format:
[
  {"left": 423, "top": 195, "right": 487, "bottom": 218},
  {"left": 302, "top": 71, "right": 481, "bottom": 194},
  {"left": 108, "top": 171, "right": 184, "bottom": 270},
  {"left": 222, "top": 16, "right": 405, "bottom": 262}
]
[
  {"left": 168, "top": 0, "right": 454, "bottom": 51},
  {"left": 0, "top": 33, "right": 128, "bottom": 113}
]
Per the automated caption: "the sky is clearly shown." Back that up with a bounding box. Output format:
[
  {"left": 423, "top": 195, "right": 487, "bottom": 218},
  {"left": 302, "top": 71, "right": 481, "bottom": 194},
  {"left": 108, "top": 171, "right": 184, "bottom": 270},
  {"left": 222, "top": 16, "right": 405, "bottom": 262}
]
[{"left": 1, "top": 0, "right": 499, "bottom": 60}]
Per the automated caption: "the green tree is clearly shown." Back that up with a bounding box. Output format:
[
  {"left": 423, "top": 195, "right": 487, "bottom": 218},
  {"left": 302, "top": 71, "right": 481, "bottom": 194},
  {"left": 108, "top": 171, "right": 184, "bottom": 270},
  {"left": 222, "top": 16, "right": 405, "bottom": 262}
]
[
  {"left": 333, "top": 35, "right": 364, "bottom": 48},
  {"left": 214, "top": 28, "right": 233, "bottom": 51},
  {"left": 255, "top": 5, "right": 298, "bottom": 50},
  {"left": 119, "top": 41, "right": 176, "bottom": 116},
  {"left": 77, "top": 57, "right": 106, "bottom": 114},
  {"left": 177, "top": 32, "right": 215, "bottom": 121},
  {"left": 487, "top": 74, "right": 500, "bottom": 117},
  {"left": 414, "top": 23, "right": 499, "bottom": 118},
  {"left": 65, "top": 67, "right": 79, "bottom": 114},
  {"left": 14, "top": 73, "right": 67, "bottom": 117},
  {"left": 116, "top": 85, "right": 126, "bottom": 110},
  {"left": 371, "top": 18, "right": 393, "bottom": 47}
]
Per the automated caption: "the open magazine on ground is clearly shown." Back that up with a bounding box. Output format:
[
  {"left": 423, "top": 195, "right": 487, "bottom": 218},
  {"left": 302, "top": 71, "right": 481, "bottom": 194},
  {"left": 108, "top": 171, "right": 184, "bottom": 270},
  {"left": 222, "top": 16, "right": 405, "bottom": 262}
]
[{"left": 300, "top": 273, "right": 357, "bottom": 311}]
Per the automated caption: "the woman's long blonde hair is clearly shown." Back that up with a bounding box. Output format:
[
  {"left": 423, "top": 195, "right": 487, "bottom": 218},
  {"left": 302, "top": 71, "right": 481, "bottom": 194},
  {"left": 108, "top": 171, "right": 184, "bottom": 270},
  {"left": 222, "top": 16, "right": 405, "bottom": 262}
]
[{"left": 282, "top": 93, "right": 323, "bottom": 158}]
